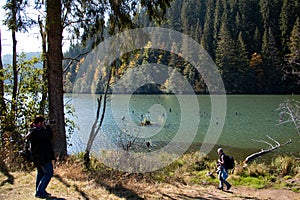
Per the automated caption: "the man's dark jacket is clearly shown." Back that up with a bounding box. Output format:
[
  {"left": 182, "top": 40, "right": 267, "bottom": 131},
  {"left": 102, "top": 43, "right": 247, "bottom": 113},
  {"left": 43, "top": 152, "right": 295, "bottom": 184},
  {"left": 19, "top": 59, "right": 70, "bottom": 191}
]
[{"left": 29, "top": 125, "right": 55, "bottom": 165}]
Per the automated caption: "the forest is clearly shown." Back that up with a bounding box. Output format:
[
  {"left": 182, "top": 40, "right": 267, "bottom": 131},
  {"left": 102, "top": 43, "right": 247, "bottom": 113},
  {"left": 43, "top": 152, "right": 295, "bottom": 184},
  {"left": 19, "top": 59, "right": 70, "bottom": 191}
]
[
  {"left": 64, "top": 0, "right": 300, "bottom": 94},
  {"left": 1, "top": 0, "right": 300, "bottom": 166}
]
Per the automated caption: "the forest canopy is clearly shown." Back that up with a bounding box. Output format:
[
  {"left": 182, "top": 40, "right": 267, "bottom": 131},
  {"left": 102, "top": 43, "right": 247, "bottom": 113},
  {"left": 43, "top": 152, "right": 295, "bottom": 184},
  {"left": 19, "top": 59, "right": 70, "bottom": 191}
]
[{"left": 64, "top": 0, "right": 300, "bottom": 94}]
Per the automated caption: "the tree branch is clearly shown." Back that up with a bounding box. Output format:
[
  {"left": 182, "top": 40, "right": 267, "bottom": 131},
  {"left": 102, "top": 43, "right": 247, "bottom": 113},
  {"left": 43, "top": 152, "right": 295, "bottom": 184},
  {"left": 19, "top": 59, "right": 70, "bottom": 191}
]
[
  {"left": 62, "top": 50, "right": 91, "bottom": 74},
  {"left": 244, "top": 136, "right": 292, "bottom": 165},
  {"left": 277, "top": 99, "right": 300, "bottom": 136},
  {"left": 251, "top": 138, "right": 274, "bottom": 148}
]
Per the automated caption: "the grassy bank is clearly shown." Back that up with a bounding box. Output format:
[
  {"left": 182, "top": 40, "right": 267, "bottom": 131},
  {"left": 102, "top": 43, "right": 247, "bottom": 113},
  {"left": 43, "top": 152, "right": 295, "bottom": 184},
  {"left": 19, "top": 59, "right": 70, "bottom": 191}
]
[
  {"left": 0, "top": 151, "right": 299, "bottom": 199},
  {"left": 76, "top": 151, "right": 300, "bottom": 192}
]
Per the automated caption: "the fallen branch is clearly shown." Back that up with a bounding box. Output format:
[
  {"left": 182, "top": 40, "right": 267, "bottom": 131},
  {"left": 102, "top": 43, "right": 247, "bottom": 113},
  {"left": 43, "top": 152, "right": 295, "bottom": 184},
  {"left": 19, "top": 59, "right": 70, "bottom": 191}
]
[{"left": 244, "top": 135, "right": 292, "bottom": 165}]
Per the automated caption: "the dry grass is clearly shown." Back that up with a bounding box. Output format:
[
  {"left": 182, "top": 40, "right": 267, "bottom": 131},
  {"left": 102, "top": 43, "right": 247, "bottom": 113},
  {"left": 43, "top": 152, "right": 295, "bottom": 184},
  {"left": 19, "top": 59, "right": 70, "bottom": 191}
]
[{"left": 1, "top": 153, "right": 300, "bottom": 199}]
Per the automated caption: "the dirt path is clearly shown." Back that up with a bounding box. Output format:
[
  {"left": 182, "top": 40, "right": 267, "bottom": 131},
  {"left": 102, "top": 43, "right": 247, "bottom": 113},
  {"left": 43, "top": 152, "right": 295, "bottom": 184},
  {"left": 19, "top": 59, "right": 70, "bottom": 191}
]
[
  {"left": 0, "top": 171, "right": 299, "bottom": 200},
  {"left": 132, "top": 183, "right": 299, "bottom": 200}
]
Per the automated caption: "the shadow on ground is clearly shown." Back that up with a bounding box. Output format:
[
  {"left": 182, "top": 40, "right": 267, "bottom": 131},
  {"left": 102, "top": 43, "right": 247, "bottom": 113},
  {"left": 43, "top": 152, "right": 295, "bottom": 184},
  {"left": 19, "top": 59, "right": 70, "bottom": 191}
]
[
  {"left": 54, "top": 173, "right": 143, "bottom": 200},
  {"left": 0, "top": 160, "right": 14, "bottom": 186}
]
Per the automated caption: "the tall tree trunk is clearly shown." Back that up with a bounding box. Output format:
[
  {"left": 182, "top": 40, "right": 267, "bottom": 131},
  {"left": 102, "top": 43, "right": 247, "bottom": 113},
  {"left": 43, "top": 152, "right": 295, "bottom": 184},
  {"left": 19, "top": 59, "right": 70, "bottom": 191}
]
[
  {"left": 0, "top": 30, "right": 6, "bottom": 116},
  {"left": 46, "top": 0, "right": 67, "bottom": 159},
  {"left": 38, "top": 16, "right": 48, "bottom": 115},
  {"left": 11, "top": 0, "right": 17, "bottom": 117}
]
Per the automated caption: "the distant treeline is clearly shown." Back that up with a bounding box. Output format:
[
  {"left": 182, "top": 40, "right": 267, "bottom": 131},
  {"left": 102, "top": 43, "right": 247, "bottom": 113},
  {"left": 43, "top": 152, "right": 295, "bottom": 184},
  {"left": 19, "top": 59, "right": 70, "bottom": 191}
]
[{"left": 64, "top": 0, "right": 300, "bottom": 94}]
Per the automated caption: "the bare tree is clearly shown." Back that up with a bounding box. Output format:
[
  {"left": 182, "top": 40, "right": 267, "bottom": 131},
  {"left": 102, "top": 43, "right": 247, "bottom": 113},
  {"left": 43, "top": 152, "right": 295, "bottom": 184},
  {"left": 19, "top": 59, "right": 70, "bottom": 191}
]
[
  {"left": 84, "top": 67, "right": 112, "bottom": 168},
  {"left": 278, "top": 99, "right": 300, "bottom": 136}
]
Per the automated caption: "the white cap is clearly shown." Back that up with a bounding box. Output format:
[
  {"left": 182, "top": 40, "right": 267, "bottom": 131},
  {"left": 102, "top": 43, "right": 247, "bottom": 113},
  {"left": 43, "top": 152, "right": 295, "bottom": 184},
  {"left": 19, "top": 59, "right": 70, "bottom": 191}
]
[{"left": 217, "top": 148, "right": 223, "bottom": 153}]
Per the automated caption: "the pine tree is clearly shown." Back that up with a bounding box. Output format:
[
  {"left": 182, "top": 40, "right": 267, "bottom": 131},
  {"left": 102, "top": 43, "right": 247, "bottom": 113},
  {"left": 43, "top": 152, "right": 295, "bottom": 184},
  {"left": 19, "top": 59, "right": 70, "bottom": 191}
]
[
  {"left": 237, "top": 31, "right": 252, "bottom": 93},
  {"left": 168, "top": 42, "right": 179, "bottom": 68},
  {"left": 183, "top": 64, "right": 196, "bottom": 87},
  {"left": 181, "top": 1, "right": 190, "bottom": 36},
  {"left": 215, "top": 18, "right": 239, "bottom": 93},
  {"left": 192, "top": 21, "right": 202, "bottom": 43},
  {"left": 288, "top": 17, "right": 300, "bottom": 66},
  {"left": 253, "top": 26, "right": 262, "bottom": 53},
  {"left": 180, "top": 0, "right": 206, "bottom": 43},
  {"left": 201, "top": 0, "right": 215, "bottom": 59},
  {"left": 284, "top": 17, "right": 300, "bottom": 92},
  {"left": 262, "top": 27, "right": 283, "bottom": 92},
  {"left": 280, "top": 0, "right": 296, "bottom": 54},
  {"left": 243, "top": 0, "right": 263, "bottom": 54},
  {"left": 213, "top": 0, "right": 223, "bottom": 53},
  {"left": 167, "top": 0, "right": 183, "bottom": 32}
]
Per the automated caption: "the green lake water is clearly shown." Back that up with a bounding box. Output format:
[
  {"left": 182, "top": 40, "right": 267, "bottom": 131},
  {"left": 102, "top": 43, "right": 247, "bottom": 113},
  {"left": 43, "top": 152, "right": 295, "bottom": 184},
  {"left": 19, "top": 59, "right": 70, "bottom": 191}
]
[{"left": 66, "top": 94, "right": 300, "bottom": 162}]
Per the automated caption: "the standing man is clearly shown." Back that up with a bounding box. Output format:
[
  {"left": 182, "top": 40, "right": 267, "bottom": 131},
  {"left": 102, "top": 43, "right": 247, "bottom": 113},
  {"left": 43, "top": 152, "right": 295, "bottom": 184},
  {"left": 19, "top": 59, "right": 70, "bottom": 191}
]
[
  {"left": 217, "top": 148, "right": 232, "bottom": 190},
  {"left": 29, "top": 116, "right": 55, "bottom": 198}
]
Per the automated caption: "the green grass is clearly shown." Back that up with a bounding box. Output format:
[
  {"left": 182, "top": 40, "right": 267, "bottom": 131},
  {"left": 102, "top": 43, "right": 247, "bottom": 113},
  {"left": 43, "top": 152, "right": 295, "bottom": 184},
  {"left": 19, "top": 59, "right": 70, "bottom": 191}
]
[{"left": 231, "top": 176, "right": 268, "bottom": 189}]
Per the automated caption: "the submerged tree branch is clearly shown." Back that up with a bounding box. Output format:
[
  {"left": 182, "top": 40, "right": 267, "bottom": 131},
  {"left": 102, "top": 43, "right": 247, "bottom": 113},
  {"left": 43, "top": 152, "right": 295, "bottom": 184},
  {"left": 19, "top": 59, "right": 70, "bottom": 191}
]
[{"left": 244, "top": 136, "right": 292, "bottom": 165}]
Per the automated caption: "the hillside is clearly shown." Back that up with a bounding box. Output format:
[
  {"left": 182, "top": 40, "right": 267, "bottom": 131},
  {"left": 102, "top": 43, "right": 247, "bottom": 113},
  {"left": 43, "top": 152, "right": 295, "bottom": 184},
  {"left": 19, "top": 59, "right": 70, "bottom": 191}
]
[
  {"left": 1, "top": 52, "right": 41, "bottom": 66},
  {"left": 63, "top": 0, "right": 300, "bottom": 94}
]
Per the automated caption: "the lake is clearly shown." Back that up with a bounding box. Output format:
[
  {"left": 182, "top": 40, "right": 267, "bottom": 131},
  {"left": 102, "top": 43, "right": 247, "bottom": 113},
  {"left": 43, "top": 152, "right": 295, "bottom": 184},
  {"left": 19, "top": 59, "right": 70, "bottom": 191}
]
[{"left": 65, "top": 94, "right": 300, "bottom": 162}]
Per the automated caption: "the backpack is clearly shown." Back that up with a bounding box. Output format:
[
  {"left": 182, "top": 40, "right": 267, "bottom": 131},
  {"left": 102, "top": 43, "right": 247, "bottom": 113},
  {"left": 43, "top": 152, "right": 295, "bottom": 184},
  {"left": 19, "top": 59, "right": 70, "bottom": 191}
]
[{"left": 223, "top": 154, "right": 235, "bottom": 169}]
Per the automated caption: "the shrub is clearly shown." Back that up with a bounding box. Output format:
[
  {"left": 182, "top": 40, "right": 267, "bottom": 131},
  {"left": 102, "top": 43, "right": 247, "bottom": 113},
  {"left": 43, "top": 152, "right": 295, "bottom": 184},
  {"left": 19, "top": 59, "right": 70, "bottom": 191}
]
[
  {"left": 247, "top": 162, "right": 270, "bottom": 177},
  {"left": 271, "top": 156, "right": 297, "bottom": 176}
]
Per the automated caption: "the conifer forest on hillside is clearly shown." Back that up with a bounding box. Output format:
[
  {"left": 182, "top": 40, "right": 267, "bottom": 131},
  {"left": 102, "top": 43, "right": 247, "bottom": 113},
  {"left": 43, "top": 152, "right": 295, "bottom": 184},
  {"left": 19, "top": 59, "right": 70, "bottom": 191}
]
[{"left": 63, "top": 0, "right": 300, "bottom": 94}]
